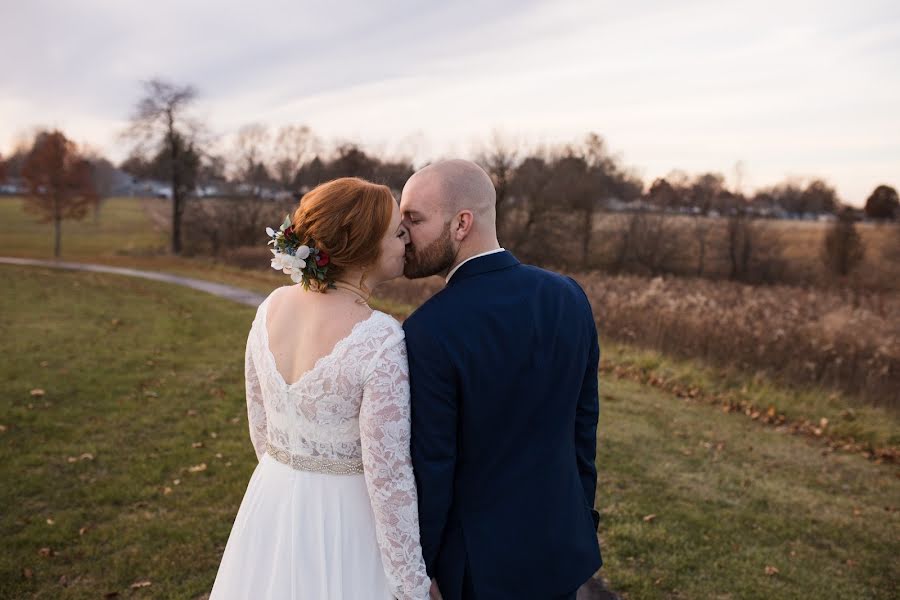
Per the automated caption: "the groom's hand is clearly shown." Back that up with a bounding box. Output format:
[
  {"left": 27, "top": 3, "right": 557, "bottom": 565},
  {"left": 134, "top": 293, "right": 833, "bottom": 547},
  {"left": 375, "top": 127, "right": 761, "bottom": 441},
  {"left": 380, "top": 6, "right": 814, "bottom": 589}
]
[{"left": 429, "top": 578, "right": 443, "bottom": 600}]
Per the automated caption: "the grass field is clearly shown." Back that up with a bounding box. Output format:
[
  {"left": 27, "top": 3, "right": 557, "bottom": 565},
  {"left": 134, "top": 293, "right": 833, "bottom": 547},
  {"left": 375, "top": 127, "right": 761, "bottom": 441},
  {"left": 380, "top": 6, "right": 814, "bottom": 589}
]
[
  {"left": 2, "top": 196, "right": 898, "bottom": 598},
  {"left": 1, "top": 265, "right": 898, "bottom": 599}
]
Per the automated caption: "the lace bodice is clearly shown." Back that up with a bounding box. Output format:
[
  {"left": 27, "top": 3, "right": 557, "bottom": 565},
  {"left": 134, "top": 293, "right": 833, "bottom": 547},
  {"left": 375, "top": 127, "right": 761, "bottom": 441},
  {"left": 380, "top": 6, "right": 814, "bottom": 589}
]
[{"left": 244, "top": 287, "right": 430, "bottom": 600}]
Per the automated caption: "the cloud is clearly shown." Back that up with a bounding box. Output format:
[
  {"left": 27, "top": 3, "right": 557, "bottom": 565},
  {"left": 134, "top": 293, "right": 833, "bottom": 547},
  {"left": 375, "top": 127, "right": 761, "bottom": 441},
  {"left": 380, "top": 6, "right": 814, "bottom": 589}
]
[{"left": 1, "top": 0, "right": 898, "bottom": 203}]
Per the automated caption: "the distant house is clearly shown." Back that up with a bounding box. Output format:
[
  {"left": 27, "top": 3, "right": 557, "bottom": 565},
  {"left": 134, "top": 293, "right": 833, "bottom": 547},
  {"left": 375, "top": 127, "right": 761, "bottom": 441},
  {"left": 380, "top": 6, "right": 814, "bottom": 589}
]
[{"left": 0, "top": 176, "right": 26, "bottom": 195}]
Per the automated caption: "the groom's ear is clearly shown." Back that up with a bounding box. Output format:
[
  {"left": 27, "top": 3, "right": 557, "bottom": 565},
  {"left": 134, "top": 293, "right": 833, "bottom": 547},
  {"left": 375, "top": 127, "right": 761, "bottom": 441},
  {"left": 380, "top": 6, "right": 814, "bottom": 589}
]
[{"left": 453, "top": 210, "right": 475, "bottom": 241}]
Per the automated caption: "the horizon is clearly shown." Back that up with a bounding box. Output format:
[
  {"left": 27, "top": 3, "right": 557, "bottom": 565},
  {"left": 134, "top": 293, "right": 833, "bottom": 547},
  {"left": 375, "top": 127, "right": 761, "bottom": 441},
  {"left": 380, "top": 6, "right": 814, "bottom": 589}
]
[{"left": 2, "top": 0, "right": 898, "bottom": 206}]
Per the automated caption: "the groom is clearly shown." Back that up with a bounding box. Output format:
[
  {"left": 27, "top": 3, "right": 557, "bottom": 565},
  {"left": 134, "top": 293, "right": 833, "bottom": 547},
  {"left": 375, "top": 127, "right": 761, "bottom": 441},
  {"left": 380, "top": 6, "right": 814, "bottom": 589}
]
[{"left": 400, "top": 160, "right": 607, "bottom": 600}]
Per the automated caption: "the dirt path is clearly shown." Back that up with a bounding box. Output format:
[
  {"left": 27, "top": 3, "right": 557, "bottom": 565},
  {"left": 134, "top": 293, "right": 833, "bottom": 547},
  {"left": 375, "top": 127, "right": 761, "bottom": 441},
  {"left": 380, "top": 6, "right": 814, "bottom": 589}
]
[{"left": 0, "top": 257, "right": 266, "bottom": 307}]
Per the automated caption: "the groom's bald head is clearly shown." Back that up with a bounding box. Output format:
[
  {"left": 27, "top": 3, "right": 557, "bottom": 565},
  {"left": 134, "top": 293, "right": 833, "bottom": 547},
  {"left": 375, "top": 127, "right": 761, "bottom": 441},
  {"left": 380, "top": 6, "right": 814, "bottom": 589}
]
[
  {"left": 403, "top": 159, "right": 497, "bottom": 224},
  {"left": 400, "top": 159, "right": 500, "bottom": 279}
]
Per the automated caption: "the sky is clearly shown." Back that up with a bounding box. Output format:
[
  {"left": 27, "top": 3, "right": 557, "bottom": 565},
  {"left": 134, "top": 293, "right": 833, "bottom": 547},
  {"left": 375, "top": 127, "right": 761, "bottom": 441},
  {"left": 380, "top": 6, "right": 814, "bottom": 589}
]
[{"left": 1, "top": 0, "right": 898, "bottom": 205}]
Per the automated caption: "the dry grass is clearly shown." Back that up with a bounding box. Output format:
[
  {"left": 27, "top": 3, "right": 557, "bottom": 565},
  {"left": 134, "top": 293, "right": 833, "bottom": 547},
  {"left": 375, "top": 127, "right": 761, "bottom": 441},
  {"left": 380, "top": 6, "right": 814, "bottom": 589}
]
[{"left": 375, "top": 273, "right": 900, "bottom": 407}]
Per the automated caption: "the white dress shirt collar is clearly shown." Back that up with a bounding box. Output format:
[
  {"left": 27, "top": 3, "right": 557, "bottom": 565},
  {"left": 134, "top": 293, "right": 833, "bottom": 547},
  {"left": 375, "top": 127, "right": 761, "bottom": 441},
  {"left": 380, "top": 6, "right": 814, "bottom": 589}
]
[{"left": 445, "top": 248, "right": 506, "bottom": 283}]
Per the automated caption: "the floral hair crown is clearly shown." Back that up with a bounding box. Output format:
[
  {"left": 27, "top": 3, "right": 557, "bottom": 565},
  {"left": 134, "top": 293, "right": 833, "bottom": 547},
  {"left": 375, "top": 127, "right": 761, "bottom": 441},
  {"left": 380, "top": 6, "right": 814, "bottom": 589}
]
[{"left": 266, "top": 214, "right": 334, "bottom": 290}]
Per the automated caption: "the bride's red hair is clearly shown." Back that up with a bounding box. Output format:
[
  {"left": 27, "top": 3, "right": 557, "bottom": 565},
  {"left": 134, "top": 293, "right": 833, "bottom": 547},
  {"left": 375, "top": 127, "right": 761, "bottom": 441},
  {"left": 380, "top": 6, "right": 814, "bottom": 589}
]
[{"left": 291, "top": 177, "right": 395, "bottom": 292}]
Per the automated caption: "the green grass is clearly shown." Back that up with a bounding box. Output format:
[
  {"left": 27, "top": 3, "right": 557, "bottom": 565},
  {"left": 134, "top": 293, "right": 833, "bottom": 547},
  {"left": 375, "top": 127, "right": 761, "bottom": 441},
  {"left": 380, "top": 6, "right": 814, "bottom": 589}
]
[
  {"left": 0, "top": 196, "right": 290, "bottom": 296},
  {"left": 1, "top": 265, "right": 897, "bottom": 598},
  {"left": 600, "top": 342, "right": 900, "bottom": 453},
  {"left": 0, "top": 197, "right": 167, "bottom": 259}
]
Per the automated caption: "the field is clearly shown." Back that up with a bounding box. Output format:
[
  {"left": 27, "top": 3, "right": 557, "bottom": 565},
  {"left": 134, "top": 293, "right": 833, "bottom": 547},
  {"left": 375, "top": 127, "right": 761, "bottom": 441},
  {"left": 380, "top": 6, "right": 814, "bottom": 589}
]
[
  {"left": 2, "top": 266, "right": 898, "bottom": 599},
  {"left": 1, "top": 196, "right": 899, "bottom": 598},
  {"left": 587, "top": 212, "right": 900, "bottom": 289}
]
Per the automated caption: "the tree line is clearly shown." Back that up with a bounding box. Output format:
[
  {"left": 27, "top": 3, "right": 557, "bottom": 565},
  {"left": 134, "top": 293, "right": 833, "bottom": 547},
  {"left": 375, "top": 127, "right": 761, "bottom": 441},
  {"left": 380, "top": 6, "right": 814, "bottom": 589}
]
[{"left": 2, "top": 77, "right": 897, "bottom": 280}]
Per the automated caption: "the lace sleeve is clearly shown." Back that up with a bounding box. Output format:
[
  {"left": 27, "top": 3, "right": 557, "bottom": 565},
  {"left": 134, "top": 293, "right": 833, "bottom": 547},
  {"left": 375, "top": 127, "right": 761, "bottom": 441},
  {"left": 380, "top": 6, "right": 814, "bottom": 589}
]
[
  {"left": 245, "top": 323, "right": 267, "bottom": 462},
  {"left": 360, "top": 333, "right": 430, "bottom": 600}
]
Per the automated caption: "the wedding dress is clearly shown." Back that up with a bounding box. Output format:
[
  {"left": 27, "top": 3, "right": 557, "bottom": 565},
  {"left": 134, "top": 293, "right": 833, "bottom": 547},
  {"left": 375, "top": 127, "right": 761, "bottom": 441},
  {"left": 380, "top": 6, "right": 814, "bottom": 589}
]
[{"left": 210, "top": 286, "right": 430, "bottom": 600}]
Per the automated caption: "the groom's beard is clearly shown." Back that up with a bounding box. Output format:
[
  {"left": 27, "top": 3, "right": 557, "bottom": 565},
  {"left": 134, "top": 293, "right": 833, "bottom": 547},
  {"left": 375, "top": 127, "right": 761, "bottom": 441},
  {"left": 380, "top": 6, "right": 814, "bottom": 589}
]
[{"left": 404, "top": 222, "right": 456, "bottom": 279}]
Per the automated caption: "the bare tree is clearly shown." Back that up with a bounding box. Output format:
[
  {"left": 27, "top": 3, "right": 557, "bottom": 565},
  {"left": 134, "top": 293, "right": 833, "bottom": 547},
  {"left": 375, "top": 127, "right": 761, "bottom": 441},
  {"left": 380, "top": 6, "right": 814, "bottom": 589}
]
[
  {"left": 822, "top": 210, "right": 865, "bottom": 278},
  {"left": 722, "top": 211, "right": 784, "bottom": 283},
  {"left": 626, "top": 212, "right": 681, "bottom": 275},
  {"left": 22, "top": 130, "right": 98, "bottom": 257},
  {"left": 233, "top": 123, "right": 272, "bottom": 192},
  {"left": 509, "top": 156, "right": 554, "bottom": 246},
  {"left": 691, "top": 217, "right": 715, "bottom": 276},
  {"left": 476, "top": 131, "right": 520, "bottom": 227},
  {"left": 124, "top": 78, "right": 201, "bottom": 254},
  {"left": 272, "top": 125, "right": 315, "bottom": 188}
]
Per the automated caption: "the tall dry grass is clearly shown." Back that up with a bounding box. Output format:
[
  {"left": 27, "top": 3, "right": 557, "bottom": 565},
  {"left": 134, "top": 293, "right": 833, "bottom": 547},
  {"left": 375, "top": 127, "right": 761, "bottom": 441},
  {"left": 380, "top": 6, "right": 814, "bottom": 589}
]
[{"left": 375, "top": 273, "right": 900, "bottom": 407}]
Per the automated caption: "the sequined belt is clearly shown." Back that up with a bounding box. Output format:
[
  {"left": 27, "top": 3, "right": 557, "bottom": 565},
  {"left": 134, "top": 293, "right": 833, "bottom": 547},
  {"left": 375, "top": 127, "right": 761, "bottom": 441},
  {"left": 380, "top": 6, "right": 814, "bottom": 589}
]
[{"left": 265, "top": 441, "right": 364, "bottom": 475}]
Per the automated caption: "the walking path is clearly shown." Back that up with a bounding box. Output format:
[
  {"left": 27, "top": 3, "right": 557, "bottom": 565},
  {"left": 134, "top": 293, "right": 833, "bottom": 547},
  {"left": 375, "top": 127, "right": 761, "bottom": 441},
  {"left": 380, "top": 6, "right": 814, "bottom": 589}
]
[{"left": 0, "top": 257, "right": 266, "bottom": 307}]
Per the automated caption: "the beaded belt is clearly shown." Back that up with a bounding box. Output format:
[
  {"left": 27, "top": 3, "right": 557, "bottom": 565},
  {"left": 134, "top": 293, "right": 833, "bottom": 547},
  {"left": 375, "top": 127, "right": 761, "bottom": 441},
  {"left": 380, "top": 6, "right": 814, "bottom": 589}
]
[{"left": 265, "top": 441, "right": 364, "bottom": 475}]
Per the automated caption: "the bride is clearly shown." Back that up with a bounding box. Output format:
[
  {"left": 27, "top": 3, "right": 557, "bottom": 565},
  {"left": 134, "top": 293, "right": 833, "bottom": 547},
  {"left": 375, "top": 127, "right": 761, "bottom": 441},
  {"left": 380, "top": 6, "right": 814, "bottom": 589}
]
[{"left": 210, "top": 178, "right": 432, "bottom": 599}]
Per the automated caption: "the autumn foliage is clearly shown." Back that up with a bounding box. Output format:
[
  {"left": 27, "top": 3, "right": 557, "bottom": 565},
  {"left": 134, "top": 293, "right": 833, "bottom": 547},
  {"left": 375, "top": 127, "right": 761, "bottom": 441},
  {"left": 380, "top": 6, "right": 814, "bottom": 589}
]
[{"left": 22, "top": 130, "right": 97, "bottom": 257}]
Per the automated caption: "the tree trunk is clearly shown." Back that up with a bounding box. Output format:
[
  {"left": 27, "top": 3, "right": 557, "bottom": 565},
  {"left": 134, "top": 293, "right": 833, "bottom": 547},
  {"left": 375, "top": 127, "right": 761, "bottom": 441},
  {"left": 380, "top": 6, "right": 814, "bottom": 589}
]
[
  {"left": 168, "top": 112, "right": 183, "bottom": 255},
  {"left": 581, "top": 208, "right": 592, "bottom": 268},
  {"left": 54, "top": 217, "right": 61, "bottom": 258},
  {"left": 695, "top": 223, "right": 707, "bottom": 276},
  {"left": 172, "top": 192, "right": 183, "bottom": 254}
]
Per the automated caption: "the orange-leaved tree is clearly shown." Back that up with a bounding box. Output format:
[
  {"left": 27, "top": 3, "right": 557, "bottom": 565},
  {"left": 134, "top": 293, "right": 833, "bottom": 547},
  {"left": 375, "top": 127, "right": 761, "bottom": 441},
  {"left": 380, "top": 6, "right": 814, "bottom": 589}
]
[{"left": 22, "top": 130, "right": 98, "bottom": 258}]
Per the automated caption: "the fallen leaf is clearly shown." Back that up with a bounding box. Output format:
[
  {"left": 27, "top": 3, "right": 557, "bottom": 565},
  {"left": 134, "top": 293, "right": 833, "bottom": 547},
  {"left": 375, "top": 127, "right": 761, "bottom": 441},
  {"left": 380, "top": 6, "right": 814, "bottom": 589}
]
[
  {"left": 46, "top": 518, "right": 55, "bottom": 525},
  {"left": 819, "top": 417, "right": 829, "bottom": 429},
  {"left": 0, "top": 424, "right": 7, "bottom": 433},
  {"left": 30, "top": 389, "right": 45, "bottom": 397},
  {"left": 79, "top": 453, "right": 94, "bottom": 461},
  {"left": 642, "top": 514, "right": 657, "bottom": 522},
  {"left": 186, "top": 409, "right": 198, "bottom": 417},
  {"left": 209, "top": 431, "right": 218, "bottom": 438},
  {"left": 163, "top": 487, "right": 173, "bottom": 495},
  {"left": 22, "top": 567, "right": 33, "bottom": 579},
  {"left": 215, "top": 453, "right": 223, "bottom": 459},
  {"left": 59, "top": 574, "right": 68, "bottom": 587},
  {"left": 130, "top": 580, "right": 152, "bottom": 589},
  {"left": 173, "top": 479, "right": 181, "bottom": 485},
  {"left": 143, "top": 390, "right": 158, "bottom": 398},
  {"left": 66, "top": 456, "right": 78, "bottom": 463},
  {"left": 79, "top": 525, "right": 91, "bottom": 536},
  {"left": 188, "top": 463, "right": 207, "bottom": 473},
  {"left": 764, "top": 565, "right": 779, "bottom": 576},
  {"left": 38, "top": 547, "right": 52, "bottom": 557},
  {"left": 229, "top": 417, "right": 240, "bottom": 424},
  {"left": 191, "top": 442, "right": 204, "bottom": 448}
]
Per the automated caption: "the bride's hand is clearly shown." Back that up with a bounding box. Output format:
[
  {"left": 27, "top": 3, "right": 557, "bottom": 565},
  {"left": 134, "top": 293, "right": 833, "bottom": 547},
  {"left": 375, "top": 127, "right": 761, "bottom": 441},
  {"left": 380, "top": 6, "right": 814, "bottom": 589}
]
[{"left": 429, "top": 578, "right": 443, "bottom": 600}]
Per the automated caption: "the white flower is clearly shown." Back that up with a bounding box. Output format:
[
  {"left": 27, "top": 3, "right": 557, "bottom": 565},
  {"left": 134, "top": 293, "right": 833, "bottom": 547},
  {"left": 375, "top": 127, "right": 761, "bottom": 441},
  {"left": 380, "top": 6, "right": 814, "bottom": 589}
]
[
  {"left": 290, "top": 269, "right": 303, "bottom": 283},
  {"left": 270, "top": 253, "right": 287, "bottom": 271},
  {"left": 265, "top": 226, "right": 276, "bottom": 237},
  {"left": 295, "top": 245, "right": 311, "bottom": 259},
  {"left": 291, "top": 255, "right": 307, "bottom": 270}
]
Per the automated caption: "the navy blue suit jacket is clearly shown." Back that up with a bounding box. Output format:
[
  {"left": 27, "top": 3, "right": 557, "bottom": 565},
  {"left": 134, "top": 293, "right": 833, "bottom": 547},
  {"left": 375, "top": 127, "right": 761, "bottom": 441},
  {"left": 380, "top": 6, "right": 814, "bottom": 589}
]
[{"left": 403, "top": 250, "right": 602, "bottom": 600}]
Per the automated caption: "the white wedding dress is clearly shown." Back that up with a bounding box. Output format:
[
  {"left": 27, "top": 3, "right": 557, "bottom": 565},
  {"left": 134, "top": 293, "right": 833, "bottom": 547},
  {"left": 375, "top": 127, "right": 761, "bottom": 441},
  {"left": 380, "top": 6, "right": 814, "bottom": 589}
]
[{"left": 210, "top": 286, "right": 430, "bottom": 600}]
